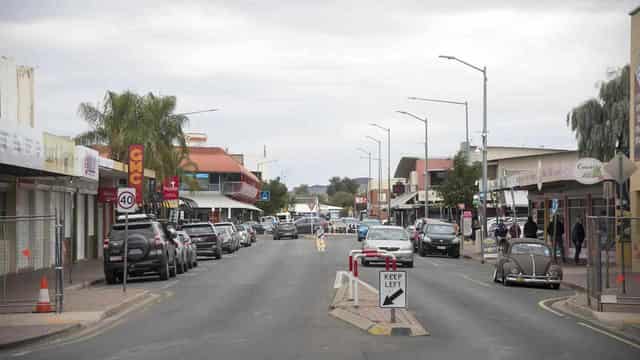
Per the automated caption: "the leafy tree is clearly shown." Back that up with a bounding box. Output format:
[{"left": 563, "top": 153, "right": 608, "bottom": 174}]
[
  {"left": 437, "top": 151, "right": 481, "bottom": 209},
  {"left": 75, "top": 91, "right": 192, "bottom": 184},
  {"left": 327, "top": 177, "right": 360, "bottom": 196},
  {"left": 329, "top": 191, "right": 355, "bottom": 213},
  {"left": 257, "top": 177, "right": 289, "bottom": 215},
  {"left": 293, "top": 184, "right": 310, "bottom": 195},
  {"left": 566, "top": 65, "right": 629, "bottom": 161}
]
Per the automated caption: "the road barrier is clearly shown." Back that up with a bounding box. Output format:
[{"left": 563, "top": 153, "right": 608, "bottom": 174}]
[{"left": 347, "top": 249, "right": 397, "bottom": 307}]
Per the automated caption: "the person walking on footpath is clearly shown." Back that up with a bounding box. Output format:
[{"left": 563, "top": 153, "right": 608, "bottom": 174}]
[
  {"left": 524, "top": 216, "right": 538, "bottom": 238},
  {"left": 548, "top": 216, "right": 566, "bottom": 263},
  {"left": 571, "top": 216, "right": 586, "bottom": 265},
  {"left": 508, "top": 222, "right": 522, "bottom": 239}
]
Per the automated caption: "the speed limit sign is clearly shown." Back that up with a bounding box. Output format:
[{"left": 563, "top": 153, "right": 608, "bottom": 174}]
[{"left": 117, "top": 187, "right": 138, "bottom": 213}]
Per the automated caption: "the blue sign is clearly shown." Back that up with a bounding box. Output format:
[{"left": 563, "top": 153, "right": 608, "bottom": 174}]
[
  {"left": 551, "top": 199, "right": 559, "bottom": 214},
  {"left": 259, "top": 191, "right": 270, "bottom": 201}
]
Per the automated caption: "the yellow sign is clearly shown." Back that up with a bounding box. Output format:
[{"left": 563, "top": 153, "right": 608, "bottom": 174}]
[{"left": 43, "top": 132, "right": 74, "bottom": 175}]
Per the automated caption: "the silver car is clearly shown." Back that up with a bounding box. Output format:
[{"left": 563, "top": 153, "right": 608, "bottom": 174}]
[
  {"left": 362, "top": 226, "right": 414, "bottom": 268},
  {"left": 236, "top": 224, "right": 252, "bottom": 247}
]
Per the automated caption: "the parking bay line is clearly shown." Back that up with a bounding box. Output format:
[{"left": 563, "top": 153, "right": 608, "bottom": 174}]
[
  {"left": 577, "top": 322, "right": 640, "bottom": 350},
  {"left": 459, "top": 274, "right": 492, "bottom": 288}
]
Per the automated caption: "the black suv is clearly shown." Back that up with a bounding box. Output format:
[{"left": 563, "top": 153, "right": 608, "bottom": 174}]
[
  {"left": 104, "top": 219, "right": 178, "bottom": 283},
  {"left": 181, "top": 222, "right": 222, "bottom": 259}
]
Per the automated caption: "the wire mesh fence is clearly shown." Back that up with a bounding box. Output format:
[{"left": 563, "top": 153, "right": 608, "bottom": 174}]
[
  {"left": 0, "top": 215, "right": 64, "bottom": 313},
  {"left": 586, "top": 216, "right": 640, "bottom": 310}
]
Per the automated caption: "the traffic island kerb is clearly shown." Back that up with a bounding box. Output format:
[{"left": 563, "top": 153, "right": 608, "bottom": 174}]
[{"left": 328, "top": 274, "right": 429, "bottom": 337}]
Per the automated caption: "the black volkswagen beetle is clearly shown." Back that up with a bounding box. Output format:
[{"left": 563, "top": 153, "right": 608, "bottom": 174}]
[{"left": 492, "top": 239, "right": 562, "bottom": 289}]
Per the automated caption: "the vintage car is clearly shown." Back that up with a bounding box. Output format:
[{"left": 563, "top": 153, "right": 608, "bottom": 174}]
[{"left": 492, "top": 239, "right": 562, "bottom": 289}]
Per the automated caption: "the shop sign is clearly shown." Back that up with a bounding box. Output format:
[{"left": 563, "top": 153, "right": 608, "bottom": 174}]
[
  {"left": 128, "top": 144, "right": 144, "bottom": 205},
  {"left": 574, "top": 157, "right": 605, "bottom": 185},
  {"left": 98, "top": 187, "right": 117, "bottom": 202},
  {"left": 162, "top": 176, "right": 180, "bottom": 200},
  {"left": 0, "top": 125, "right": 44, "bottom": 171},
  {"left": 43, "top": 132, "right": 73, "bottom": 175},
  {"left": 74, "top": 145, "right": 99, "bottom": 180}
]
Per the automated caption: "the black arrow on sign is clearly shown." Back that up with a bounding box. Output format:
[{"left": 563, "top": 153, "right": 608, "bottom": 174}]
[{"left": 383, "top": 288, "right": 404, "bottom": 306}]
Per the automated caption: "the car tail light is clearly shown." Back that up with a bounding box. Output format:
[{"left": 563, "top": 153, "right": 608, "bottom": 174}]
[{"left": 103, "top": 237, "right": 109, "bottom": 249}]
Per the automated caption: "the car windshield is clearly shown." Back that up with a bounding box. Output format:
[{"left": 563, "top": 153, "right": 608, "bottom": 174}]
[
  {"left": 427, "top": 224, "right": 455, "bottom": 234},
  {"left": 182, "top": 225, "right": 213, "bottom": 236},
  {"left": 511, "top": 243, "right": 551, "bottom": 256},
  {"left": 367, "top": 228, "right": 409, "bottom": 241}
]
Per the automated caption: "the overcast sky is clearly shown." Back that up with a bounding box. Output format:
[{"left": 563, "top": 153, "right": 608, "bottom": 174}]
[{"left": 0, "top": 0, "right": 635, "bottom": 187}]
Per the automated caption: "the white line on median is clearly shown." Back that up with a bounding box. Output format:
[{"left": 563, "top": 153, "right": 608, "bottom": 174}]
[
  {"left": 577, "top": 322, "right": 640, "bottom": 350},
  {"left": 537, "top": 296, "right": 566, "bottom": 317}
]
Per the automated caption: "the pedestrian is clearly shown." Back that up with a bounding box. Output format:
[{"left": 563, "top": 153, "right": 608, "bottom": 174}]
[
  {"left": 523, "top": 216, "right": 538, "bottom": 238},
  {"left": 571, "top": 216, "right": 586, "bottom": 264},
  {"left": 547, "top": 216, "right": 566, "bottom": 263},
  {"left": 508, "top": 222, "right": 522, "bottom": 239}
]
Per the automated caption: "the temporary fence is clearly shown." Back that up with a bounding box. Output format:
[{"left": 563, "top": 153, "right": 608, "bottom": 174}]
[
  {"left": 0, "top": 214, "right": 64, "bottom": 313},
  {"left": 585, "top": 216, "right": 640, "bottom": 311}
]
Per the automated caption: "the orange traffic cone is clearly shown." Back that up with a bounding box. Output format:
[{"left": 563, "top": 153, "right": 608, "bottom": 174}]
[{"left": 35, "top": 276, "right": 52, "bottom": 313}]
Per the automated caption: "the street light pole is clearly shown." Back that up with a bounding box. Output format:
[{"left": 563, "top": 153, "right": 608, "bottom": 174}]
[
  {"left": 366, "top": 136, "right": 382, "bottom": 220},
  {"left": 439, "top": 54, "right": 487, "bottom": 264},
  {"left": 370, "top": 124, "right": 391, "bottom": 224},
  {"left": 357, "top": 148, "right": 373, "bottom": 216},
  {"left": 408, "top": 97, "right": 469, "bottom": 161},
  {"left": 174, "top": 108, "right": 219, "bottom": 117},
  {"left": 396, "top": 111, "right": 429, "bottom": 219}
]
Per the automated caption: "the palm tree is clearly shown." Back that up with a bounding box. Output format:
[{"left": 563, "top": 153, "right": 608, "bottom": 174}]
[{"left": 566, "top": 65, "right": 629, "bottom": 161}]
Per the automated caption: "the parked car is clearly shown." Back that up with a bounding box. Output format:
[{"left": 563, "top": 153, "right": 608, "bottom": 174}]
[
  {"left": 361, "top": 225, "right": 414, "bottom": 268},
  {"left": 330, "top": 219, "right": 347, "bottom": 233},
  {"left": 245, "top": 221, "right": 264, "bottom": 235},
  {"left": 236, "top": 224, "right": 252, "bottom": 247},
  {"left": 181, "top": 222, "right": 222, "bottom": 259},
  {"left": 104, "top": 217, "right": 178, "bottom": 283},
  {"left": 169, "top": 228, "right": 189, "bottom": 274},
  {"left": 357, "top": 218, "right": 382, "bottom": 241},
  {"left": 243, "top": 223, "right": 257, "bottom": 242},
  {"left": 177, "top": 230, "right": 198, "bottom": 268},
  {"left": 294, "top": 216, "right": 328, "bottom": 234},
  {"left": 215, "top": 222, "right": 242, "bottom": 252},
  {"left": 261, "top": 221, "right": 274, "bottom": 234},
  {"left": 493, "top": 239, "right": 562, "bottom": 289},
  {"left": 418, "top": 220, "right": 461, "bottom": 258},
  {"left": 273, "top": 221, "right": 298, "bottom": 239}
]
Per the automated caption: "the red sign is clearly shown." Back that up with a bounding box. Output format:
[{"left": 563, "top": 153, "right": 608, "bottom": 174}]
[
  {"left": 355, "top": 196, "right": 367, "bottom": 204},
  {"left": 162, "top": 176, "right": 180, "bottom": 200},
  {"left": 98, "top": 187, "right": 117, "bottom": 203},
  {"left": 128, "top": 144, "right": 144, "bottom": 204},
  {"left": 463, "top": 211, "right": 472, "bottom": 218},
  {"left": 457, "top": 203, "right": 465, "bottom": 210}
]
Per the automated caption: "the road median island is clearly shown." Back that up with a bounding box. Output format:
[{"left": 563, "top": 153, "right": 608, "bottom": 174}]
[{"left": 328, "top": 273, "right": 429, "bottom": 337}]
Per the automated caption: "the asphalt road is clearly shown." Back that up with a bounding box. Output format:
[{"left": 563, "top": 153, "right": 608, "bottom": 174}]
[{"left": 6, "top": 234, "right": 639, "bottom": 359}]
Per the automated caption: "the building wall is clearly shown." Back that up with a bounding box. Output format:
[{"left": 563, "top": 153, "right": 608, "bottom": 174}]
[
  {"left": 629, "top": 9, "right": 640, "bottom": 273},
  {"left": 16, "top": 66, "right": 34, "bottom": 128}
]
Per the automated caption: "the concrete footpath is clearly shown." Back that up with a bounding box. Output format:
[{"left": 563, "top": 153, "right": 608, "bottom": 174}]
[
  {"left": 0, "top": 285, "right": 151, "bottom": 350},
  {"left": 329, "top": 272, "right": 429, "bottom": 337}
]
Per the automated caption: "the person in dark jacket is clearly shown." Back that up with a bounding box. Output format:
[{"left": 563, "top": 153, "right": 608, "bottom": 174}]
[
  {"left": 508, "top": 223, "right": 521, "bottom": 239},
  {"left": 523, "top": 216, "right": 538, "bottom": 238},
  {"left": 547, "top": 216, "right": 566, "bottom": 263},
  {"left": 571, "top": 216, "right": 586, "bottom": 264}
]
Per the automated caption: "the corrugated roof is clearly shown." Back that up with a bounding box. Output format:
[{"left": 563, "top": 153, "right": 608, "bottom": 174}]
[{"left": 183, "top": 147, "right": 260, "bottom": 183}]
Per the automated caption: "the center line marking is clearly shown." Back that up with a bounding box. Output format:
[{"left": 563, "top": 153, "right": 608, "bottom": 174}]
[{"left": 459, "top": 274, "right": 491, "bottom": 288}]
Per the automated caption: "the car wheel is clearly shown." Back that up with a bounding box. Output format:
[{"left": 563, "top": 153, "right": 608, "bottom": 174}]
[
  {"left": 362, "top": 259, "right": 370, "bottom": 267},
  {"left": 419, "top": 245, "right": 427, "bottom": 257},
  {"left": 177, "top": 255, "right": 184, "bottom": 274},
  {"left": 105, "top": 271, "right": 117, "bottom": 285},
  {"left": 194, "top": 259, "right": 198, "bottom": 267},
  {"left": 492, "top": 268, "right": 499, "bottom": 283},
  {"left": 406, "top": 261, "right": 414, "bottom": 268},
  {"left": 169, "top": 255, "right": 177, "bottom": 277},
  {"left": 502, "top": 273, "right": 510, "bottom": 286},
  {"left": 550, "top": 283, "right": 560, "bottom": 290},
  {"left": 183, "top": 256, "right": 189, "bottom": 272},
  {"left": 274, "top": 236, "right": 279, "bottom": 240},
  {"left": 159, "top": 255, "right": 170, "bottom": 281}
]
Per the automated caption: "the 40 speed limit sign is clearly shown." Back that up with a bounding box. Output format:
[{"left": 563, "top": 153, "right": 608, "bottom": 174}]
[{"left": 117, "top": 187, "right": 138, "bottom": 213}]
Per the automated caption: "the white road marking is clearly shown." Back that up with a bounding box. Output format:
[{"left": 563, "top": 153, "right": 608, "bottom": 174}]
[
  {"left": 537, "top": 296, "right": 567, "bottom": 318},
  {"left": 424, "top": 260, "right": 439, "bottom": 267},
  {"left": 9, "top": 350, "right": 31, "bottom": 357},
  {"left": 459, "top": 274, "right": 491, "bottom": 288},
  {"left": 159, "top": 280, "right": 178, "bottom": 290},
  {"left": 334, "top": 271, "right": 348, "bottom": 289},
  {"left": 577, "top": 322, "right": 640, "bottom": 350}
]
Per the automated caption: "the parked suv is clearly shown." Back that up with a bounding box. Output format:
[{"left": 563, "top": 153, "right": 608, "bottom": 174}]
[
  {"left": 104, "top": 218, "right": 178, "bottom": 283},
  {"left": 273, "top": 221, "right": 298, "bottom": 239},
  {"left": 181, "top": 222, "right": 222, "bottom": 259}
]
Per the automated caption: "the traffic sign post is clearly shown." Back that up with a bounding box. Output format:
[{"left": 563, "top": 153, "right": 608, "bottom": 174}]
[
  {"left": 259, "top": 191, "right": 270, "bottom": 201},
  {"left": 379, "top": 270, "right": 407, "bottom": 323},
  {"left": 117, "top": 188, "right": 137, "bottom": 293}
]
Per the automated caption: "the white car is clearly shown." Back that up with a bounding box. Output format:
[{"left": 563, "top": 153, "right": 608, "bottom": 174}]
[{"left": 361, "top": 226, "right": 414, "bottom": 268}]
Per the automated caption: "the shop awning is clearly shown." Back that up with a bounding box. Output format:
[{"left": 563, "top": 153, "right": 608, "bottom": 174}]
[
  {"left": 180, "top": 192, "right": 263, "bottom": 212},
  {"left": 391, "top": 191, "right": 419, "bottom": 210}
]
